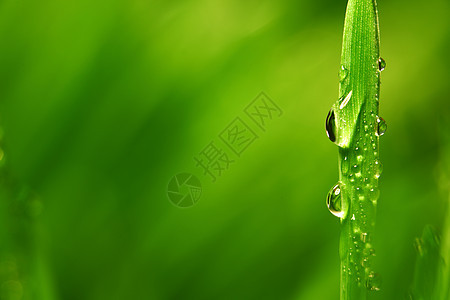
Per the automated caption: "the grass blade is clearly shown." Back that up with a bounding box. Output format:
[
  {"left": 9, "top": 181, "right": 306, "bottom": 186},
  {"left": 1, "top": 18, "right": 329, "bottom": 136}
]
[{"left": 326, "top": 0, "right": 384, "bottom": 299}]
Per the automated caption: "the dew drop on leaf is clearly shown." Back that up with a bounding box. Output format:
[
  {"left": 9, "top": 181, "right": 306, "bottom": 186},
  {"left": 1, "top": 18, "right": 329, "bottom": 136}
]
[
  {"left": 339, "top": 65, "right": 349, "bottom": 81},
  {"left": 366, "top": 272, "right": 381, "bottom": 291},
  {"left": 369, "top": 187, "right": 380, "bottom": 202},
  {"left": 363, "top": 247, "right": 376, "bottom": 258},
  {"left": 378, "top": 57, "right": 386, "bottom": 72},
  {"left": 326, "top": 182, "right": 345, "bottom": 218},
  {"left": 341, "top": 156, "right": 350, "bottom": 175},
  {"left": 326, "top": 109, "right": 336, "bottom": 143},
  {"left": 374, "top": 160, "right": 383, "bottom": 178},
  {"left": 376, "top": 116, "right": 387, "bottom": 136},
  {"left": 360, "top": 232, "right": 371, "bottom": 243},
  {"left": 339, "top": 90, "right": 353, "bottom": 110},
  {"left": 362, "top": 257, "right": 370, "bottom": 268}
]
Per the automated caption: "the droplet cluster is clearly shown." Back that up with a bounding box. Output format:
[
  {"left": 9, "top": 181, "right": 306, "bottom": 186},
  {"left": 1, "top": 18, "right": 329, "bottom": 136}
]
[{"left": 325, "top": 58, "right": 387, "bottom": 291}]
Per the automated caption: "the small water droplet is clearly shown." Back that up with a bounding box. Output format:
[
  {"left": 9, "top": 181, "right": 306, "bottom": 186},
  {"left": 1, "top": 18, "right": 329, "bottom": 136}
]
[
  {"left": 378, "top": 58, "right": 386, "bottom": 72},
  {"left": 326, "top": 182, "right": 345, "bottom": 218},
  {"left": 362, "top": 257, "right": 370, "bottom": 268},
  {"left": 339, "top": 65, "right": 348, "bottom": 81},
  {"left": 363, "top": 247, "right": 376, "bottom": 257},
  {"left": 366, "top": 272, "right": 381, "bottom": 291},
  {"left": 374, "top": 160, "right": 383, "bottom": 178},
  {"left": 357, "top": 155, "right": 363, "bottom": 162},
  {"left": 342, "top": 156, "right": 349, "bottom": 175},
  {"left": 326, "top": 109, "right": 336, "bottom": 143},
  {"left": 339, "top": 90, "right": 353, "bottom": 109},
  {"left": 376, "top": 116, "right": 387, "bottom": 136},
  {"left": 360, "top": 232, "right": 371, "bottom": 243},
  {"left": 369, "top": 188, "right": 380, "bottom": 203}
]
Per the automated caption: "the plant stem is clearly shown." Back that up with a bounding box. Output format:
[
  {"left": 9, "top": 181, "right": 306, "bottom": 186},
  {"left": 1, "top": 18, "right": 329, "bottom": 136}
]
[
  {"left": 326, "top": 0, "right": 383, "bottom": 299},
  {"left": 436, "top": 119, "right": 450, "bottom": 300},
  {"left": 437, "top": 198, "right": 450, "bottom": 300}
]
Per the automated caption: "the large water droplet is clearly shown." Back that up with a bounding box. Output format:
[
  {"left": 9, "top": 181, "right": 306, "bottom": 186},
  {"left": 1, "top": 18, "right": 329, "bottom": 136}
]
[
  {"left": 376, "top": 116, "right": 387, "bottom": 136},
  {"left": 326, "top": 109, "right": 336, "bottom": 142},
  {"left": 378, "top": 58, "right": 386, "bottom": 72},
  {"left": 327, "top": 182, "right": 345, "bottom": 218},
  {"left": 366, "top": 272, "right": 381, "bottom": 291}
]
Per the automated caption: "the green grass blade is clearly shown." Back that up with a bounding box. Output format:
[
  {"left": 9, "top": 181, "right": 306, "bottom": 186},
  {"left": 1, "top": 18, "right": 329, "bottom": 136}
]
[
  {"left": 435, "top": 119, "right": 450, "bottom": 300},
  {"left": 437, "top": 201, "right": 450, "bottom": 300},
  {"left": 326, "top": 0, "right": 384, "bottom": 299},
  {"left": 410, "top": 226, "right": 441, "bottom": 300}
]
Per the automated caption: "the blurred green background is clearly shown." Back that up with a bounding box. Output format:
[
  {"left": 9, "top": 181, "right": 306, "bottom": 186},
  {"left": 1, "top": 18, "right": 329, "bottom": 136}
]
[{"left": 0, "top": 0, "right": 449, "bottom": 299}]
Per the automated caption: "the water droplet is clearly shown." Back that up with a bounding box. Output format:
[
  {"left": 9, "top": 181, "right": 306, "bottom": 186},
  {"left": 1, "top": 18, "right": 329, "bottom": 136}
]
[
  {"left": 326, "top": 109, "right": 336, "bottom": 143},
  {"left": 378, "top": 58, "right": 386, "bottom": 72},
  {"left": 363, "top": 247, "right": 376, "bottom": 257},
  {"left": 374, "top": 160, "right": 383, "bottom": 178},
  {"left": 362, "top": 257, "right": 369, "bottom": 267},
  {"left": 369, "top": 187, "right": 380, "bottom": 202},
  {"left": 360, "top": 232, "right": 371, "bottom": 243},
  {"left": 366, "top": 272, "right": 381, "bottom": 291},
  {"left": 353, "top": 164, "right": 361, "bottom": 178},
  {"left": 357, "top": 155, "right": 363, "bottom": 162},
  {"left": 339, "top": 65, "right": 348, "bottom": 81},
  {"left": 342, "top": 156, "right": 349, "bottom": 175},
  {"left": 376, "top": 116, "right": 387, "bottom": 136},
  {"left": 339, "top": 90, "right": 353, "bottom": 109},
  {"left": 326, "top": 182, "right": 345, "bottom": 218}
]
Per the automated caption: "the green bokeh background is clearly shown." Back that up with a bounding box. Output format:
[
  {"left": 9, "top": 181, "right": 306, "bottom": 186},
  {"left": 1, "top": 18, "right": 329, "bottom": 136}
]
[{"left": 0, "top": 0, "right": 449, "bottom": 299}]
